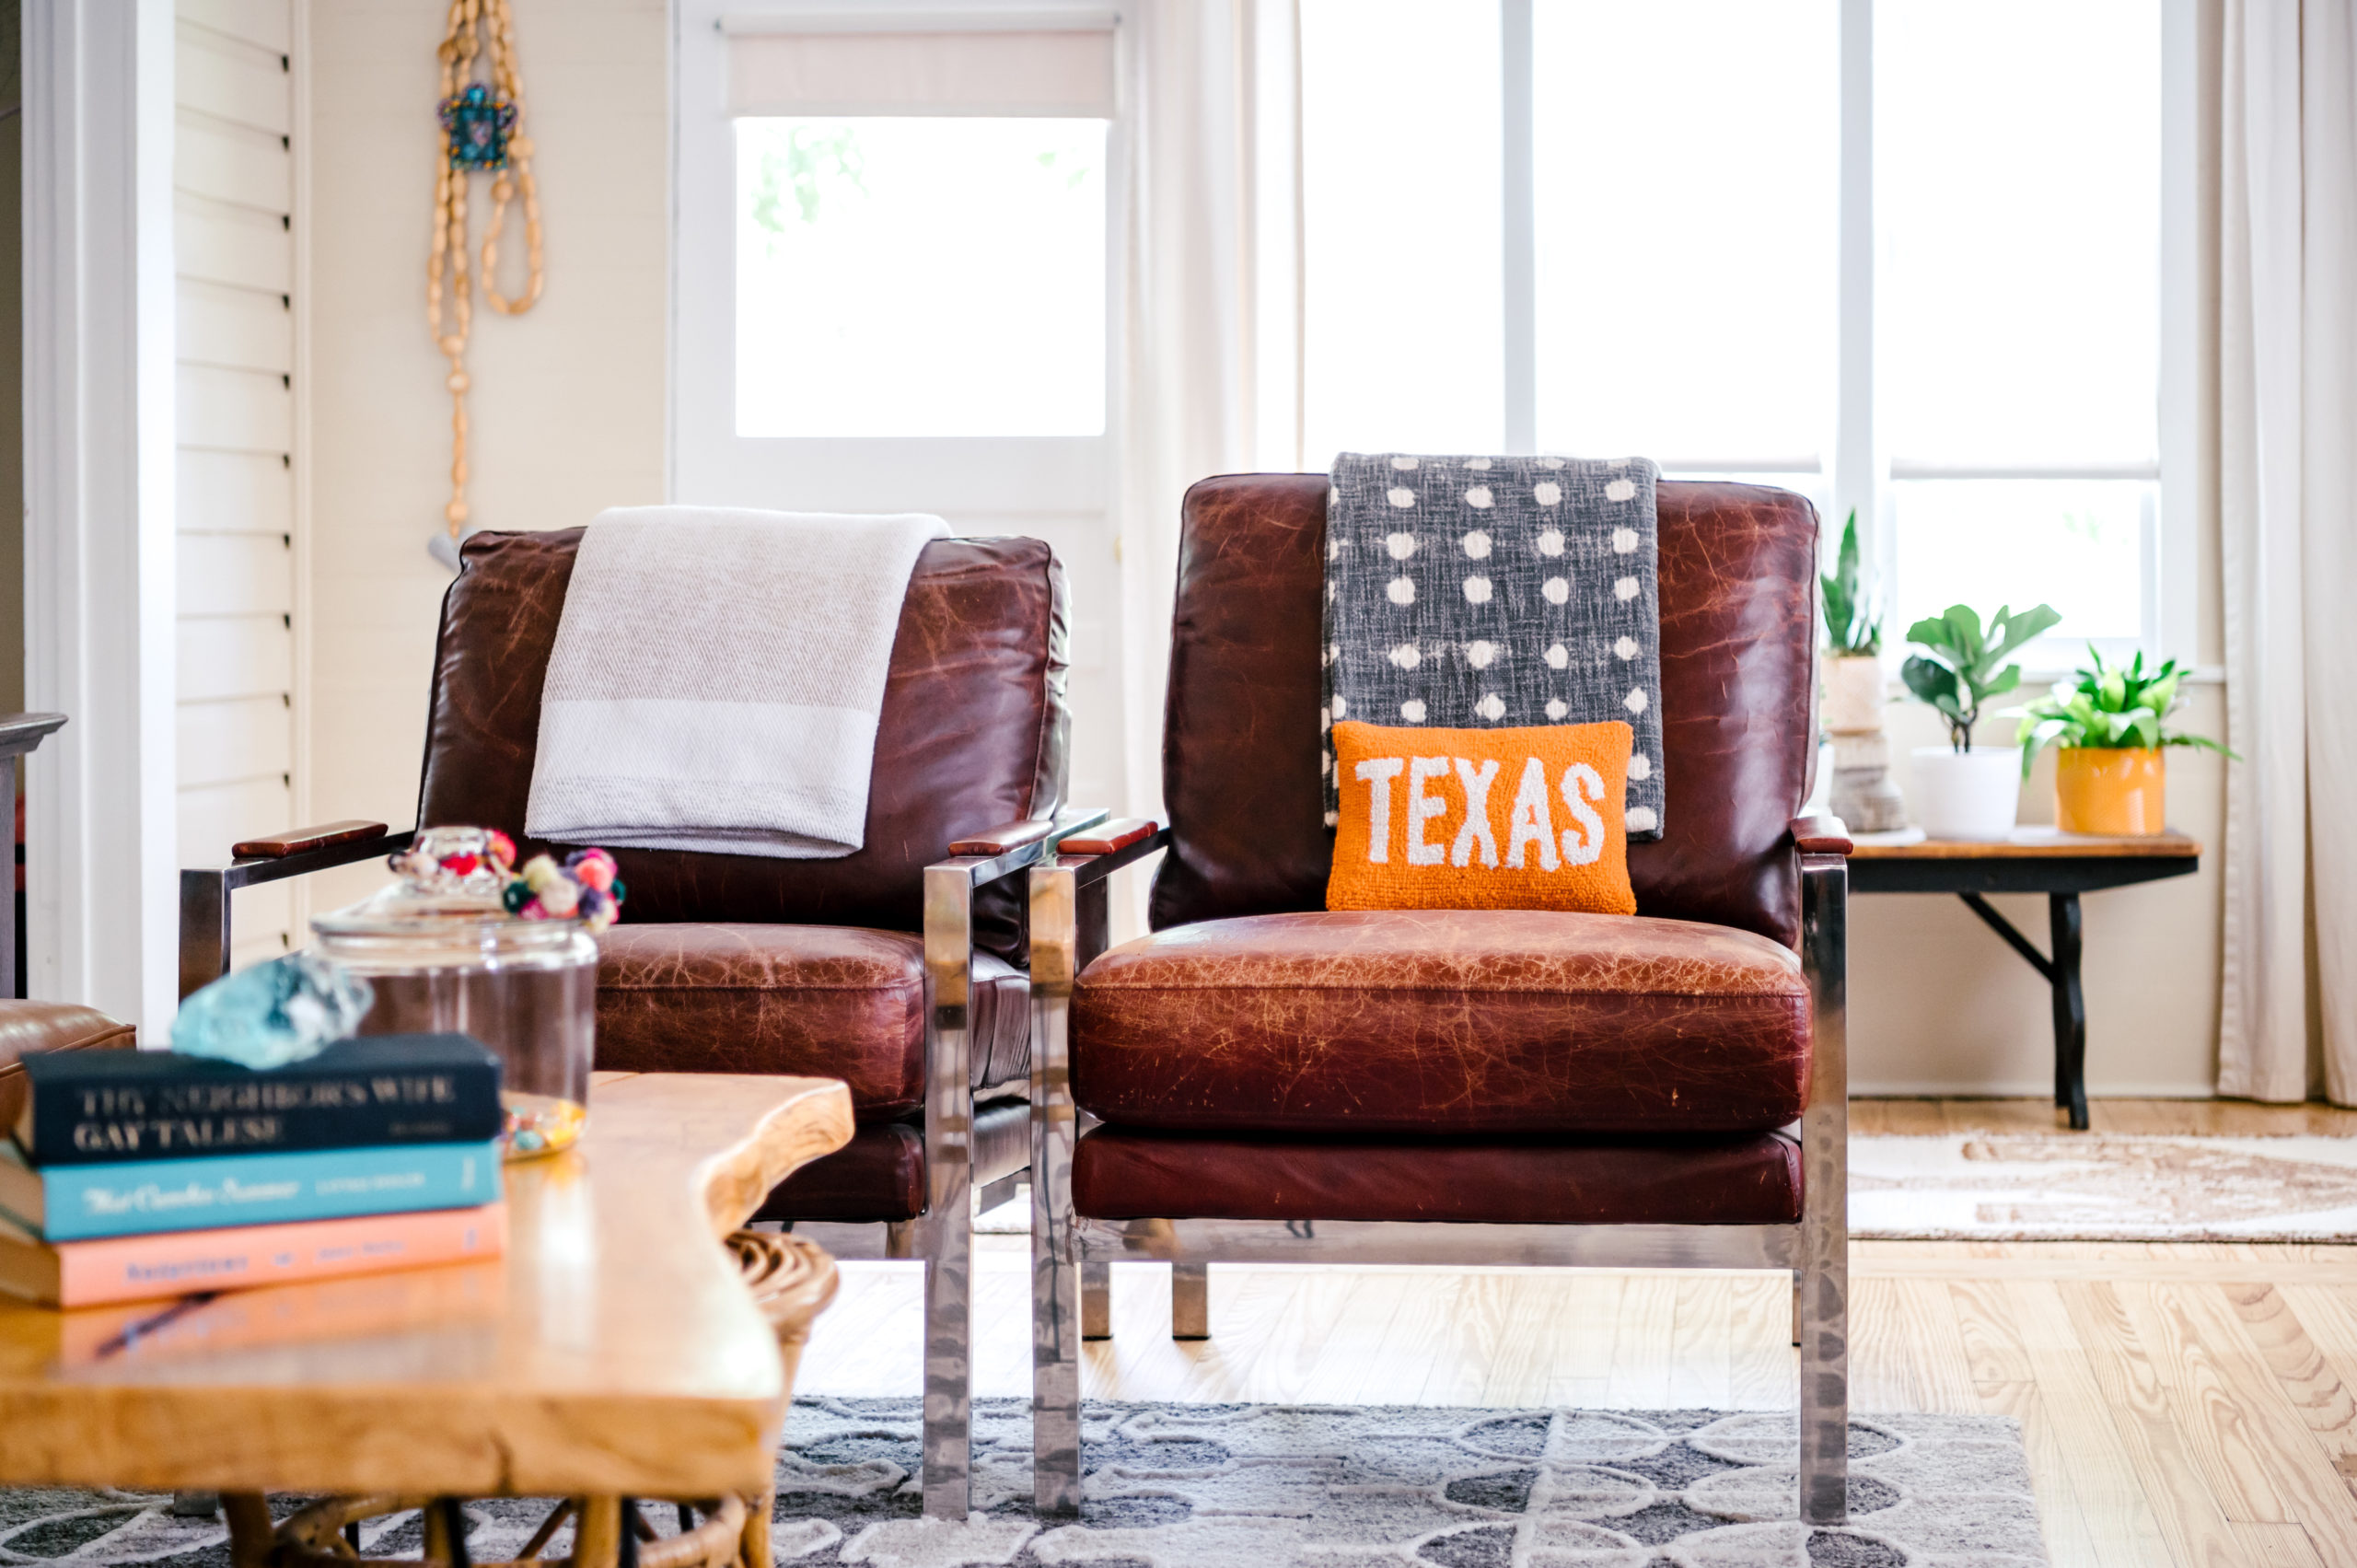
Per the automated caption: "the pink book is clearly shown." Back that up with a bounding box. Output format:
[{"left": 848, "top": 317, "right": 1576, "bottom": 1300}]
[{"left": 0, "top": 1202, "right": 506, "bottom": 1308}]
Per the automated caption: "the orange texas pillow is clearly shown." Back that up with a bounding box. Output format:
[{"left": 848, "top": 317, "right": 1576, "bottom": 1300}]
[{"left": 1327, "top": 719, "right": 1637, "bottom": 915}]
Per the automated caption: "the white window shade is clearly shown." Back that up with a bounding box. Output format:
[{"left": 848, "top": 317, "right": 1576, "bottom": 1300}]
[{"left": 725, "top": 25, "right": 1117, "bottom": 118}]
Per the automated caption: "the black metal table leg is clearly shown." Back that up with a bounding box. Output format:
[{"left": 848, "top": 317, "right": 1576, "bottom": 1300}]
[{"left": 2049, "top": 892, "right": 2087, "bottom": 1129}]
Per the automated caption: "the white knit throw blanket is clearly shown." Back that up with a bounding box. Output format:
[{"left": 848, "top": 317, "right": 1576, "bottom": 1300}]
[{"left": 524, "top": 505, "right": 948, "bottom": 858}]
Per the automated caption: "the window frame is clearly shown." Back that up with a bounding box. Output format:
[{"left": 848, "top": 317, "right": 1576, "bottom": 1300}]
[
  {"left": 1483, "top": 0, "right": 2200, "bottom": 675},
  {"left": 667, "top": 0, "right": 1126, "bottom": 514}
]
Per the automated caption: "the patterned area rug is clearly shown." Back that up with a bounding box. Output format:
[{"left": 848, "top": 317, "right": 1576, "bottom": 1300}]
[
  {"left": 0, "top": 1400, "right": 2048, "bottom": 1568},
  {"left": 1850, "top": 1132, "right": 2357, "bottom": 1241}
]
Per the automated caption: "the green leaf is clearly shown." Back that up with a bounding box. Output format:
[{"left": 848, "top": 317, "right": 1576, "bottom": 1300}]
[
  {"left": 1942, "top": 604, "right": 1985, "bottom": 660},
  {"left": 1984, "top": 603, "right": 2062, "bottom": 665},
  {"left": 1900, "top": 655, "right": 1958, "bottom": 709},
  {"left": 1904, "top": 614, "right": 1957, "bottom": 657}
]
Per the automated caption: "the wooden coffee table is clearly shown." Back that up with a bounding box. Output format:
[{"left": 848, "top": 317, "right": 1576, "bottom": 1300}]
[
  {"left": 1848, "top": 827, "right": 2201, "bottom": 1130},
  {"left": 0, "top": 1071, "right": 853, "bottom": 1567}
]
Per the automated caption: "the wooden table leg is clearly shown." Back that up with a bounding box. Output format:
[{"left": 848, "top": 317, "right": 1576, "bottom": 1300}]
[
  {"left": 574, "top": 1497, "right": 623, "bottom": 1568},
  {"left": 738, "top": 1489, "right": 772, "bottom": 1568},
  {"left": 2049, "top": 893, "right": 2088, "bottom": 1130},
  {"left": 222, "top": 1493, "right": 274, "bottom": 1568}
]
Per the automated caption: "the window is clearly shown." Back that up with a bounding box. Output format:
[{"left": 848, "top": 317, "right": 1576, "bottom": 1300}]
[
  {"left": 1300, "top": 0, "right": 2190, "bottom": 667},
  {"left": 672, "top": 5, "right": 1120, "bottom": 505},
  {"left": 734, "top": 116, "right": 1108, "bottom": 437},
  {"left": 1878, "top": 0, "right": 2160, "bottom": 659}
]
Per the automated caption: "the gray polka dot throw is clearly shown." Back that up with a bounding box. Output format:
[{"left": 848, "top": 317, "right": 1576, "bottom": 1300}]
[{"left": 1320, "top": 453, "right": 1664, "bottom": 840}]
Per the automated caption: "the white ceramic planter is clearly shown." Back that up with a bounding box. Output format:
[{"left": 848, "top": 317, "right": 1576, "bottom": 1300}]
[
  {"left": 1820, "top": 654, "right": 1885, "bottom": 734},
  {"left": 1910, "top": 746, "right": 2022, "bottom": 840}
]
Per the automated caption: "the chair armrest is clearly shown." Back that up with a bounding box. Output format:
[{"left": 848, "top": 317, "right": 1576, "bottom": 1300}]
[
  {"left": 931, "top": 807, "right": 1110, "bottom": 889},
  {"left": 1790, "top": 814, "right": 1853, "bottom": 856},
  {"left": 1057, "top": 817, "right": 1158, "bottom": 856},
  {"left": 231, "top": 819, "right": 391, "bottom": 858},
  {"left": 947, "top": 817, "right": 1058, "bottom": 856},
  {"left": 180, "top": 825, "right": 417, "bottom": 1000},
  {"left": 1052, "top": 816, "right": 1168, "bottom": 889}
]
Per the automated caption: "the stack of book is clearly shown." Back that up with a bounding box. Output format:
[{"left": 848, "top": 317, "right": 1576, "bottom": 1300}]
[{"left": 0, "top": 1035, "right": 507, "bottom": 1307}]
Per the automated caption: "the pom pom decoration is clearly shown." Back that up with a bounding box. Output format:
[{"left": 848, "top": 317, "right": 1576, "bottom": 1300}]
[
  {"left": 389, "top": 827, "right": 625, "bottom": 934},
  {"left": 505, "top": 847, "right": 624, "bottom": 934}
]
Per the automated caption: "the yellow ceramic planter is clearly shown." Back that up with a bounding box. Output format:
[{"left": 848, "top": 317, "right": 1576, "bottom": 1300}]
[{"left": 2055, "top": 747, "right": 2165, "bottom": 836}]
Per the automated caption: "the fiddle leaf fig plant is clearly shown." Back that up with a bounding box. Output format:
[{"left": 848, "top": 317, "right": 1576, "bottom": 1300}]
[
  {"left": 1820, "top": 509, "right": 1880, "bottom": 656},
  {"left": 1901, "top": 601, "right": 2061, "bottom": 753},
  {"left": 2015, "top": 646, "right": 2235, "bottom": 779}
]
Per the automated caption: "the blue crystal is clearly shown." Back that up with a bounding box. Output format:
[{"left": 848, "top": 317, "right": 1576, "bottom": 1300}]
[{"left": 172, "top": 951, "right": 375, "bottom": 1069}]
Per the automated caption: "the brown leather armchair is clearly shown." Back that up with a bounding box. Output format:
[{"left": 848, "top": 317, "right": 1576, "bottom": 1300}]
[
  {"left": 179, "top": 529, "right": 1095, "bottom": 1520},
  {"left": 1027, "top": 476, "right": 1854, "bottom": 1522}
]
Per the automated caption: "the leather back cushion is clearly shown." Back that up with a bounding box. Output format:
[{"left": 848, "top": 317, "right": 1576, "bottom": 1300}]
[
  {"left": 419, "top": 528, "right": 1071, "bottom": 961},
  {"left": 1149, "top": 475, "right": 1818, "bottom": 947}
]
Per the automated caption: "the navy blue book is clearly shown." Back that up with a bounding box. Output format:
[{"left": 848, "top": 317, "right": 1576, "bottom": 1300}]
[{"left": 16, "top": 1035, "right": 502, "bottom": 1166}]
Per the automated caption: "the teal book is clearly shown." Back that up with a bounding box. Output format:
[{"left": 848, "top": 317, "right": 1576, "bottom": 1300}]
[{"left": 0, "top": 1139, "right": 502, "bottom": 1243}]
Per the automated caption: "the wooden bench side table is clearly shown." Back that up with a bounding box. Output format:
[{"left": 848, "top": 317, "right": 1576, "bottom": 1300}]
[
  {"left": 0, "top": 1071, "right": 853, "bottom": 1568},
  {"left": 1847, "top": 828, "right": 2201, "bottom": 1130}
]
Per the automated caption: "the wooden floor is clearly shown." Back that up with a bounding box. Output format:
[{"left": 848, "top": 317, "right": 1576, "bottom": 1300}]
[{"left": 795, "top": 1099, "right": 2357, "bottom": 1568}]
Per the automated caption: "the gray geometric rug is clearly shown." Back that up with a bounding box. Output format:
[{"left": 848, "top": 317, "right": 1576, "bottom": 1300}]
[{"left": 0, "top": 1400, "right": 2049, "bottom": 1568}]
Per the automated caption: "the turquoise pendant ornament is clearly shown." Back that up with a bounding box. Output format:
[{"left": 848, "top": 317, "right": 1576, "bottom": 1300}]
[{"left": 439, "top": 82, "right": 517, "bottom": 171}]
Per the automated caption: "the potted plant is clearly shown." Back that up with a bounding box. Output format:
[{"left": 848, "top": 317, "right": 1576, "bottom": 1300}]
[
  {"left": 2015, "top": 648, "right": 2231, "bottom": 835},
  {"left": 1818, "top": 511, "right": 1905, "bottom": 830},
  {"left": 1900, "top": 601, "right": 2061, "bottom": 839},
  {"left": 1819, "top": 510, "right": 1883, "bottom": 729}
]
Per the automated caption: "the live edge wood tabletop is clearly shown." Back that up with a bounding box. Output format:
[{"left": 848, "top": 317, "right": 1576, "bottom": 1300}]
[{"left": 0, "top": 1070, "right": 853, "bottom": 1499}]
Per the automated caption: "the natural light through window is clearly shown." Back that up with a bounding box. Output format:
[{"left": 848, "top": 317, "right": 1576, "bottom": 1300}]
[
  {"left": 734, "top": 117, "right": 1108, "bottom": 438},
  {"left": 1879, "top": 0, "right": 2160, "bottom": 656},
  {"left": 1532, "top": 0, "right": 1836, "bottom": 467},
  {"left": 1301, "top": 0, "right": 1503, "bottom": 460}
]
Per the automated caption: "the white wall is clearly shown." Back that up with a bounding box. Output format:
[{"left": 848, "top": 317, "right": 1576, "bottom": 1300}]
[{"left": 306, "top": 0, "right": 668, "bottom": 912}]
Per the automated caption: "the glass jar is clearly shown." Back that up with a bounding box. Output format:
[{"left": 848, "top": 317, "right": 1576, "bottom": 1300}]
[{"left": 312, "top": 835, "right": 597, "bottom": 1159}]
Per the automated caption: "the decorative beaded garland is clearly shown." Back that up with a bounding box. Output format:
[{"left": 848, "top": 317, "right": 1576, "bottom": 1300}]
[{"left": 427, "top": 0, "right": 545, "bottom": 566}]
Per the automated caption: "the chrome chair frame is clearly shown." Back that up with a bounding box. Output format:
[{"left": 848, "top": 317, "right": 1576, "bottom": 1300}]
[
  {"left": 183, "top": 807, "right": 1110, "bottom": 1525},
  {"left": 1028, "top": 827, "right": 1850, "bottom": 1524}
]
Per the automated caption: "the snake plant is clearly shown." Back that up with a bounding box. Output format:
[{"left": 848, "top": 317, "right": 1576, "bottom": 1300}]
[{"left": 1820, "top": 510, "right": 1880, "bottom": 656}]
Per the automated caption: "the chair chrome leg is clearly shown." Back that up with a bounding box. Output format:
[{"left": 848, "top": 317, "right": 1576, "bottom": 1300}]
[
  {"left": 1171, "top": 1262, "right": 1209, "bottom": 1340},
  {"left": 1791, "top": 1270, "right": 1802, "bottom": 1348},
  {"left": 921, "top": 868, "right": 977, "bottom": 1521},
  {"left": 1798, "top": 854, "right": 1851, "bottom": 1525},
  {"left": 1029, "top": 862, "right": 1086, "bottom": 1517},
  {"left": 1082, "top": 1260, "right": 1111, "bottom": 1340}
]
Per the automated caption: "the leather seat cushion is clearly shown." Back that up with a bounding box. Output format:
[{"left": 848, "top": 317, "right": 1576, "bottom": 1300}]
[
  {"left": 0, "top": 1003, "right": 135, "bottom": 1134},
  {"left": 1073, "top": 1125, "right": 1802, "bottom": 1225},
  {"left": 753, "top": 1098, "right": 1030, "bottom": 1223},
  {"left": 596, "top": 923, "right": 1028, "bottom": 1121},
  {"left": 1073, "top": 909, "right": 1809, "bottom": 1135}
]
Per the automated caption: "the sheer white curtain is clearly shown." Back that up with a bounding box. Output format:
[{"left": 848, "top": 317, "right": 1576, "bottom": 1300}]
[
  {"left": 2217, "top": 0, "right": 2357, "bottom": 1099},
  {"left": 1114, "top": 0, "right": 1303, "bottom": 837}
]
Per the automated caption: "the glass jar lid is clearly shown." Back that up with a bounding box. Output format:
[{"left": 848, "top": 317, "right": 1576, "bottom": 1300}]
[{"left": 311, "top": 827, "right": 587, "bottom": 965}]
